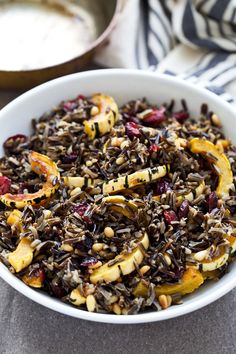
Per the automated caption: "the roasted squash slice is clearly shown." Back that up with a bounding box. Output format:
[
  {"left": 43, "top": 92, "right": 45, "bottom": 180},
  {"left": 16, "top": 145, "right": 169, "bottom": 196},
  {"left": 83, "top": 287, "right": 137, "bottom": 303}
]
[
  {"left": 70, "top": 288, "right": 86, "bottom": 306},
  {"left": 7, "top": 209, "right": 23, "bottom": 232},
  {"left": 63, "top": 176, "right": 95, "bottom": 189},
  {"left": 90, "top": 233, "right": 149, "bottom": 284},
  {"left": 102, "top": 195, "right": 140, "bottom": 219},
  {"left": 22, "top": 270, "right": 44, "bottom": 288},
  {"left": 8, "top": 238, "right": 34, "bottom": 272},
  {"left": 133, "top": 267, "right": 204, "bottom": 297},
  {"left": 176, "top": 181, "right": 205, "bottom": 206},
  {"left": 189, "top": 138, "right": 233, "bottom": 197},
  {"left": 101, "top": 166, "right": 167, "bottom": 195},
  {"left": 153, "top": 181, "right": 205, "bottom": 205},
  {"left": 191, "top": 234, "right": 236, "bottom": 272},
  {"left": 0, "top": 151, "right": 60, "bottom": 209},
  {"left": 84, "top": 94, "right": 119, "bottom": 139}
]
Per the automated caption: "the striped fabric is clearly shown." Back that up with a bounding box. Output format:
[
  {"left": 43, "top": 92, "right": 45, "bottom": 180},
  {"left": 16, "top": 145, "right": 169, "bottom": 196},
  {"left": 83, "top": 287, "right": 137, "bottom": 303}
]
[{"left": 95, "top": 0, "right": 236, "bottom": 102}]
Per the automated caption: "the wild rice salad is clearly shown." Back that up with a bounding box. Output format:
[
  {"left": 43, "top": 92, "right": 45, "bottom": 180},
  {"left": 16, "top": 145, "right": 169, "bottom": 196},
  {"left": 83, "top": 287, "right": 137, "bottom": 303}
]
[{"left": 0, "top": 93, "right": 236, "bottom": 315}]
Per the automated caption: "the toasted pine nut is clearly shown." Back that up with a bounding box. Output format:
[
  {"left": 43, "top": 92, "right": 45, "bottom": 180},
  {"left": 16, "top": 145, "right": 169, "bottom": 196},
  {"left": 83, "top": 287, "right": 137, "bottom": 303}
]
[
  {"left": 70, "top": 187, "right": 81, "bottom": 196},
  {"left": 92, "top": 243, "right": 104, "bottom": 252},
  {"left": 211, "top": 113, "right": 221, "bottom": 127},
  {"left": 158, "top": 294, "right": 172, "bottom": 309},
  {"left": 104, "top": 226, "right": 114, "bottom": 238},
  {"left": 86, "top": 294, "right": 96, "bottom": 312},
  {"left": 116, "top": 156, "right": 125, "bottom": 165},
  {"left": 163, "top": 253, "right": 172, "bottom": 266},
  {"left": 90, "top": 106, "right": 99, "bottom": 116},
  {"left": 113, "top": 303, "right": 121, "bottom": 315},
  {"left": 61, "top": 244, "right": 73, "bottom": 252},
  {"left": 140, "top": 265, "right": 150, "bottom": 276}
]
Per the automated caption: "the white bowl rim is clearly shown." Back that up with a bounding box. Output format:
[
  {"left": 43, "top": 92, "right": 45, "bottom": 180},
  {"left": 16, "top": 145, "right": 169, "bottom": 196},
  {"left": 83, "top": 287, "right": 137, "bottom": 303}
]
[{"left": 0, "top": 69, "right": 236, "bottom": 324}]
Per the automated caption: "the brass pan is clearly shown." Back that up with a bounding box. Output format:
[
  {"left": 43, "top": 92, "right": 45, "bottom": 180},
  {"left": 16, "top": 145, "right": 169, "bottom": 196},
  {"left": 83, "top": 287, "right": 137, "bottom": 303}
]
[{"left": 0, "top": 0, "right": 122, "bottom": 89}]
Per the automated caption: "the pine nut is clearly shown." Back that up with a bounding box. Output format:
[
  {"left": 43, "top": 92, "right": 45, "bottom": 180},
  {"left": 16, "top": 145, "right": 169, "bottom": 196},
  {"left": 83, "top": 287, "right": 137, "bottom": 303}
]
[
  {"left": 140, "top": 265, "right": 150, "bottom": 276},
  {"left": 111, "top": 137, "right": 124, "bottom": 147},
  {"left": 61, "top": 244, "right": 73, "bottom": 252},
  {"left": 86, "top": 160, "right": 93, "bottom": 167},
  {"left": 113, "top": 303, "right": 121, "bottom": 315},
  {"left": 193, "top": 249, "right": 208, "bottom": 262},
  {"left": 163, "top": 253, "right": 172, "bottom": 266},
  {"left": 158, "top": 294, "right": 172, "bottom": 309},
  {"left": 70, "top": 187, "right": 81, "bottom": 196},
  {"left": 116, "top": 156, "right": 125, "bottom": 165},
  {"left": 86, "top": 294, "right": 96, "bottom": 312},
  {"left": 120, "top": 140, "right": 129, "bottom": 150},
  {"left": 211, "top": 113, "right": 221, "bottom": 127},
  {"left": 104, "top": 226, "right": 114, "bottom": 238},
  {"left": 110, "top": 295, "right": 118, "bottom": 304},
  {"left": 121, "top": 307, "right": 129, "bottom": 315},
  {"left": 90, "top": 106, "right": 99, "bottom": 116},
  {"left": 92, "top": 243, "right": 104, "bottom": 252}
]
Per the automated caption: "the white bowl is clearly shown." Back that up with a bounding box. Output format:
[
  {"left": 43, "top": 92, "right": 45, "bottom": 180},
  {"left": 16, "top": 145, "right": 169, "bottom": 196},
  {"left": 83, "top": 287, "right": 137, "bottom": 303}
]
[{"left": 0, "top": 69, "right": 236, "bottom": 324}]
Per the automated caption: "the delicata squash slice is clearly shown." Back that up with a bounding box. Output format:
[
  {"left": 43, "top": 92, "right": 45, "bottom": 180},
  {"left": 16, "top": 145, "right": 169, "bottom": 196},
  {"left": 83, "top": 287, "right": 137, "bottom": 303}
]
[
  {"left": 189, "top": 138, "right": 233, "bottom": 198},
  {"left": 83, "top": 94, "right": 119, "bottom": 139},
  {"left": 0, "top": 152, "right": 60, "bottom": 209},
  {"left": 102, "top": 195, "right": 142, "bottom": 219},
  {"left": 90, "top": 232, "right": 149, "bottom": 284},
  {"left": 8, "top": 238, "right": 34, "bottom": 273},
  {"left": 133, "top": 267, "right": 204, "bottom": 297},
  {"left": 101, "top": 166, "right": 167, "bottom": 194},
  {"left": 191, "top": 234, "right": 236, "bottom": 272}
]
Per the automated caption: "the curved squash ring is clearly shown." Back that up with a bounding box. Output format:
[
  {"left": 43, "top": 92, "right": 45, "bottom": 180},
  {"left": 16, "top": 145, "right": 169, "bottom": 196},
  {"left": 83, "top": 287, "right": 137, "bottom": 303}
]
[
  {"left": 102, "top": 195, "right": 140, "bottom": 219},
  {"left": 189, "top": 138, "right": 233, "bottom": 198},
  {"left": 0, "top": 151, "right": 60, "bottom": 209},
  {"left": 133, "top": 267, "right": 204, "bottom": 297},
  {"left": 90, "top": 233, "right": 149, "bottom": 284},
  {"left": 84, "top": 94, "right": 119, "bottom": 139}
]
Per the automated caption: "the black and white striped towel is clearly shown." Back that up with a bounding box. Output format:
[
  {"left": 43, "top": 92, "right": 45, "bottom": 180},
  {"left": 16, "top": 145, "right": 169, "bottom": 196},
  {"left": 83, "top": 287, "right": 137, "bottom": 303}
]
[{"left": 95, "top": 0, "right": 236, "bottom": 104}]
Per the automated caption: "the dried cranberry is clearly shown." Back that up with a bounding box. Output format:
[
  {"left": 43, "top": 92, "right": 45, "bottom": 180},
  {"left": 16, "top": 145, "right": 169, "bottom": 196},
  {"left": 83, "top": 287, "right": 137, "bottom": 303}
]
[
  {"left": 50, "top": 283, "right": 67, "bottom": 298},
  {"left": 208, "top": 191, "right": 218, "bottom": 212},
  {"left": 0, "top": 176, "right": 11, "bottom": 195},
  {"left": 18, "top": 182, "right": 32, "bottom": 194},
  {"left": 80, "top": 256, "right": 98, "bottom": 267},
  {"left": 178, "top": 200, "right": 190, "bottom": 219},
  {"left": 149, "top": 144, "right": 160, "bottom": 153},
  {"left": 143, "top": 107, "right": 166, "bottom": 127},
  {"left": 155, "top": 180, "right": 171, "bottom": 195},
  {"left": 4, "top": 134, "right": 27, "bottom": 148},
  {"left": 61, "top": 153, "right": 78, "bottom": 164},
  {"left": 174, "top": 111, "right": 189, "bottom": 123},
  {"left": 73, "top": 202, "right": 88, "bottom": 215},
  {"left": 63, "top": 100, "right": 77, "bottom": 112},
  {"left": 30, "top": 268, "right": 45, "bottom": 283},
  {"left": 163, "top": 210, "right": 178, "bottom": 224},
  {"left": 125, "top": 122, "right": 142, "bottom": 139},
  {"left": 73, "top": 203, "right": 93, "bottom": 224},
  {"left": 37, "top": 269, "right": 46, "bottom": 283},
  {"left": 77, "top": 94, "right": 85, "bottom": 100}
]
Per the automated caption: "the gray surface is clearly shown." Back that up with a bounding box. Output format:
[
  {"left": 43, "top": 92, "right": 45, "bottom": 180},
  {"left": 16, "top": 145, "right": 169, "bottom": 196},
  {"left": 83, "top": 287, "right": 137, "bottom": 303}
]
[
  {"left": 1, "top": 89, "right": 236, "bottom": 354},
  {"left": 1, "top": 280, "right": 236, "bottom": 354}
]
